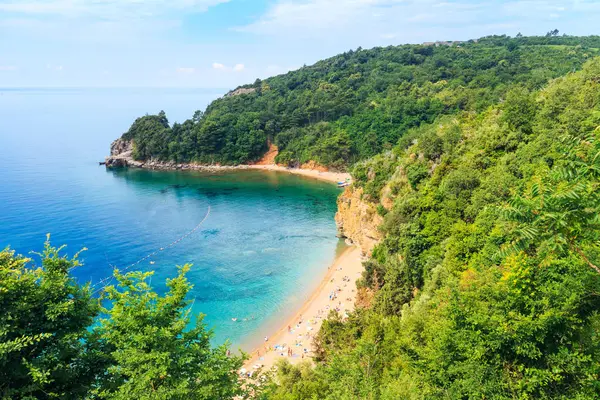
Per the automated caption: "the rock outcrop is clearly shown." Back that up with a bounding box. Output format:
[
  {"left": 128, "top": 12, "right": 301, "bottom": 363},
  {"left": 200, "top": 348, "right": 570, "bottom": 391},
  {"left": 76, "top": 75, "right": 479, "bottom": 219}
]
[
  {"left": 225, "top": 87, "right": 256, "bottom": 97},
  {"left": 104, "top": 139, "right": 144, "bottom": 168},
  {"left": 335, "top": 186, "right": 383, "bottom": 256},
  {"left": 110, "top": 138, "right": 132, "bottom": 156},
  {"left": 104, "top": 140, "right": 266, "bottom": 171}
]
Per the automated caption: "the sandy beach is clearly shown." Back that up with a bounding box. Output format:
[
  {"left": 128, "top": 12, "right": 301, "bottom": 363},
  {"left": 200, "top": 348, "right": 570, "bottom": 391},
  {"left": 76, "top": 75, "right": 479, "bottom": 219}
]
[
  {"left": 105, "top": 141, "right": 351, "bottom": 185},
  {"left": 246, "top": 164, "right": 351, "bottom": 185},
  {"left": 241, "top": 245, "right": 363, "bottom": 376}
]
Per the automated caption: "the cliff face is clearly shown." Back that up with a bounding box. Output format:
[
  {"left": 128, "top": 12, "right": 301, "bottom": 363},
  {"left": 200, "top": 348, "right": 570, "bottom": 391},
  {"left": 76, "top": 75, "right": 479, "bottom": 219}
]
[
  {"left": 110, "top": 138, "right": 132, "bottom": 156},
  {"left": 225, "top": 87, "right": 256, "bottom": 97},
  {"left": 335, "top": 186, "right": 383, "bottom": 256},
  {"left": 104, "top": 139, "right": 143, "bottom": 168}
]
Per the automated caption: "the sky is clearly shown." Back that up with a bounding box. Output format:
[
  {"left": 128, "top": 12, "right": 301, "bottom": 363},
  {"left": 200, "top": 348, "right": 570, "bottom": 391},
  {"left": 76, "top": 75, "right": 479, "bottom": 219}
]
[{"left": 1, "top": 0, "right": 599, "bottom": 88}]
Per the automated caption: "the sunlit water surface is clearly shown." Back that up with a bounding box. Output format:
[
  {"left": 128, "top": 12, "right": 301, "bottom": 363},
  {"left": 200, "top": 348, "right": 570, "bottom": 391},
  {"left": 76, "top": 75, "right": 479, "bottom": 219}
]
[{"left": 0, "top": 88, "right": 343, "bottom": 349}]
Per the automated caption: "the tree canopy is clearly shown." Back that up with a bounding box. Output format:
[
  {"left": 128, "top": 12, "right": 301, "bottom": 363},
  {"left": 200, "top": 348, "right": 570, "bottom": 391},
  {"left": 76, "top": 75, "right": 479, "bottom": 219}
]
[
  {"left": 262, "top": 57, "right": 600, "bottom": 400},
  {"left": 4, "top": 34, "right": 600, "bottom": 399},
  {"left": 0, "top": 238, "right": 244, "bottom": 400},
  {"left": 120, "top": 35, "right": 600, "bottom": 169}
]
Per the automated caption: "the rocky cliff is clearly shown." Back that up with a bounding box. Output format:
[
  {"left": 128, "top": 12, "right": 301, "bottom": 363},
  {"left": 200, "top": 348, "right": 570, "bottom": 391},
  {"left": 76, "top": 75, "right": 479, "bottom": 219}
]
[
  {"left": 104, "top": 139, "right": 143, "bottom": 168},
  {"left": 335, "top": 186, "right": 383, "bottom": 256},
  {"left": 225, "top": 87, "right": 256, "bottom": 97}
]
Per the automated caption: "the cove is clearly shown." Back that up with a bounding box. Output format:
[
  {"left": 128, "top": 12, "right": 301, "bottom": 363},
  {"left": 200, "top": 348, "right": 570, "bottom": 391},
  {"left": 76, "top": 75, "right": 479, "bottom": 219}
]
[{"left": 0, "top": 88, "right": 343, "bottom": 349}]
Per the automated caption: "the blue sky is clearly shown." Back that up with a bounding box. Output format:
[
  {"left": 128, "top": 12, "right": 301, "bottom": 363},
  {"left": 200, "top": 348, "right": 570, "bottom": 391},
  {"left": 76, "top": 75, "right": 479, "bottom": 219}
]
[{"left": 1, "top": 0, "right": 599, "bottom": 88}]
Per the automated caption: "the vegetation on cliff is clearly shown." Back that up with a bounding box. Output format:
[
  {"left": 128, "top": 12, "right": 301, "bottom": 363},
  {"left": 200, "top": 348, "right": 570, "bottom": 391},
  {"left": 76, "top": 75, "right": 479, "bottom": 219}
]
[
  {"left": 120, "top": 35, "right": 600, "bottom": 169},
  {"left": 263, "top": 57, "right": 600, "bottom": 400},
  {"left": 3, "top": 35, "right": 600, "bottom": 399}
]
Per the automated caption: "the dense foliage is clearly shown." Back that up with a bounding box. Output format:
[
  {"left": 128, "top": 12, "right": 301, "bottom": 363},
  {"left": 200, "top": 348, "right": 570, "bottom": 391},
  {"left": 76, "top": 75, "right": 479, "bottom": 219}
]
[
  {"left": 0, "top": 242, "right": 101, "bottom": 399},
  {"left": 0, "top": 238, "right": 243, "bottom": 400},
  {"left": 263, "top": 58, "right": 600, "bottom": 399},
  {"left": 121, "top": 35, "right": 600, "bottom": 169},
  {"left": 5, "top": 35, "right": 600, "bottom": 399}
]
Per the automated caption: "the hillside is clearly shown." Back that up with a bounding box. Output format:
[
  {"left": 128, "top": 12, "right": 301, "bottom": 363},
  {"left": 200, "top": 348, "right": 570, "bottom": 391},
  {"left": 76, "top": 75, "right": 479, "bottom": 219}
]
[
  {"left": 264, "top": 57, "right": 600, "bottom": 399},
  {"left": 117, "top": 35, "right": 600, "bottom": 170},
  {"left": 3, "top": 34, "right": 599, "bottom": 399}
]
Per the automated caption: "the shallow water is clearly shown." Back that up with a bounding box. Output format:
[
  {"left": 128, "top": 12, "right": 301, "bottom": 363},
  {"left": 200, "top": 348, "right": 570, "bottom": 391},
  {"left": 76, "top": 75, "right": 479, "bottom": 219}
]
[{"left": 0, "top": 88, "right": 342, "bottom": 348}]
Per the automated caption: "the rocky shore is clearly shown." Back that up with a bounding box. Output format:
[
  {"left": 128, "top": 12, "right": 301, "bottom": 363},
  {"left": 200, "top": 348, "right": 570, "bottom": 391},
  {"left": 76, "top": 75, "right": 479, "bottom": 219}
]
[
  {"left": 104, "top": 139, "right": 352, "bottom": 183},
  {"left": 104, "top": 138, "right": 244, "bottom": 171}
]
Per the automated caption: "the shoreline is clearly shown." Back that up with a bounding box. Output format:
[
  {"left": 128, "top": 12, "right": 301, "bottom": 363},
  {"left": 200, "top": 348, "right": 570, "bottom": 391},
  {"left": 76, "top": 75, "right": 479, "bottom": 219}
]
[
  {"left": 244, "top": 164, "right": 350, "bottom": 184},
  {"left": 104, "top": 149, "right": 362, "bottom": 374},
  {"left": 104, "top": 155, "right": 350, "bottom": 185},
  {"left": 240, "top": 245, "right": 363, "bottom": 376}
]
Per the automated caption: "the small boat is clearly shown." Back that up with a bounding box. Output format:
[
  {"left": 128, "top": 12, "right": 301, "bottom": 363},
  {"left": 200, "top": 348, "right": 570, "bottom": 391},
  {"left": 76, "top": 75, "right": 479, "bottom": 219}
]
[
  {"left": 337, "top": 182, "right": 350, "bottom": 188},
  {"left": 231, "top": 318, "right": 238, "bottom": 322}
]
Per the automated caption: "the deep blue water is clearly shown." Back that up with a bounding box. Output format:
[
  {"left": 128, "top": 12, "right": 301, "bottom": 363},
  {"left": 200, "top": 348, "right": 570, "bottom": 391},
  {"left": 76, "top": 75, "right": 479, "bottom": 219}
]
[{"left": 0, "top": 88, "right": 343, "bottom": 349}]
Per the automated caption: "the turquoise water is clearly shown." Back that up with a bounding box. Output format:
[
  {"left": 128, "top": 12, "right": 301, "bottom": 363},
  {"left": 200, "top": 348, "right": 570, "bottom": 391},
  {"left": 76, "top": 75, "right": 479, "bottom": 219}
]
[{"left": 0, "top": 88, "right": 343, "bottom": 349}]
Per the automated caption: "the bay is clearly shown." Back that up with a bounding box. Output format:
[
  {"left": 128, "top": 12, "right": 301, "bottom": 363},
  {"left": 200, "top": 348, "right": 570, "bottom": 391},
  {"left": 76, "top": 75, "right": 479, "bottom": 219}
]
[{"left": 0, "top": 88, "right": 343, "bottom": 348}]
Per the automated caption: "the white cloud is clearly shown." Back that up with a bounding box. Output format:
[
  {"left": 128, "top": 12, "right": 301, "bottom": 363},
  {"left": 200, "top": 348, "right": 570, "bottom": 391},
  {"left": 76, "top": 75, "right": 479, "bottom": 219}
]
[
  {"left": 235, "top": 0, "right": 368, "bottom": 34},
  {"left": 3, "top": 0, "right": 600, "bottom": 88},
  {"left": 502, "top": 1, "right": 571, "bottom": 17},
  {"left": 212, "top": 62, "right": 245, "bottom": 72},
  {"left": 234, "top": 0, "right": 498, "bottom": 38},
  {"left": 234, "top": 0, "right": 597, "bottom": 42},
  {"left": 0, "top": 0, "right": 230, "bottom": 20}
]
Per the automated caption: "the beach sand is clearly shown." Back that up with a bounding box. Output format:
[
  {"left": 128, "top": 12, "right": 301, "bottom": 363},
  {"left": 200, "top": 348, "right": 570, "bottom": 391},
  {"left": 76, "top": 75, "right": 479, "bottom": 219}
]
[
  {"left": 247, "top": 164, "right": 351, "bottom": 184},
  {"left": 241, "top": 245, "right": 363, "bottom": 375}
]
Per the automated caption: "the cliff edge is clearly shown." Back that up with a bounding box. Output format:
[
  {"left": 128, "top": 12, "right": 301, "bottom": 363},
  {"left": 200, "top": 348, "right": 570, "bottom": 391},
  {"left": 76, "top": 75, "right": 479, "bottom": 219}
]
[
  {"left": 104, "top": 139, "right": 143, "bottom": 168},
  {"left": 335, "top": 186, "right": 383, "bottom": 256}
]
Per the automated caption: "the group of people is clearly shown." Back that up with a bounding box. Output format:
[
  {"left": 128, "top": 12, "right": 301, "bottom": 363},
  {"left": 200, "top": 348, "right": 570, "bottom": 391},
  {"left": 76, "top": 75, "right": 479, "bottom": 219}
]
[
  {"left": 257, "top": 314, "right": 314, "bottom": 360},
  {"left": 244, "top": 264, "right": 361, "bottom": 374}
]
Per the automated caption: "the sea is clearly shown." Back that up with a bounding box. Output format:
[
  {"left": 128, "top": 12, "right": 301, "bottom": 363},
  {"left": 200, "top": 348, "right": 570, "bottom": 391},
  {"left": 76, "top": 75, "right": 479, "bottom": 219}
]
[{"left": 0, "top": 88, "right": 344, "bottom": 349}]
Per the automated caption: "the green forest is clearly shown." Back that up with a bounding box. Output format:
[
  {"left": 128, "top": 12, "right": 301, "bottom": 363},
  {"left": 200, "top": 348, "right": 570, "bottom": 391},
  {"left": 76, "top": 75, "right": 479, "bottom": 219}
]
[
  {"left": 263, "top": 55, "right": 600, "bottom": 400},
  {"left": 120, "top": 35, "right": 600, "bottom": 169},
  {"left": 3, "top": 34, "right": 600, "bottom": 399}
]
